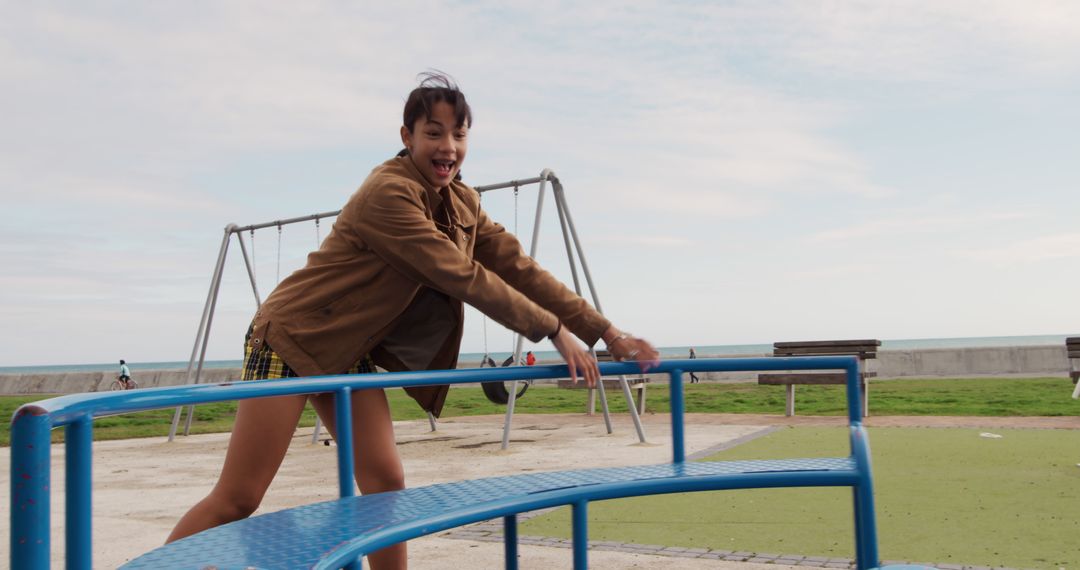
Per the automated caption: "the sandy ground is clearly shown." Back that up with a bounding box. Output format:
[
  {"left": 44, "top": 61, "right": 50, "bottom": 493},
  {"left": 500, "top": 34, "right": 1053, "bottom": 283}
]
[{"left": 3, "top": 411, "right": 1078, "bottom": 569}]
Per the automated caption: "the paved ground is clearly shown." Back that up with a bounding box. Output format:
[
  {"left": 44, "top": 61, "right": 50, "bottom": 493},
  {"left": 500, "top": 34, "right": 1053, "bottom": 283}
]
[{"left": 3, "top": 411, "right": 1075, "bottom": 568}]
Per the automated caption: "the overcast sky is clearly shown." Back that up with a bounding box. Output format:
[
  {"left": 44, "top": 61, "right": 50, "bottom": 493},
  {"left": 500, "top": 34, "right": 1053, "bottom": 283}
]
[{"left": 3, "top": 2, "right": 1079, "bottom": 366}]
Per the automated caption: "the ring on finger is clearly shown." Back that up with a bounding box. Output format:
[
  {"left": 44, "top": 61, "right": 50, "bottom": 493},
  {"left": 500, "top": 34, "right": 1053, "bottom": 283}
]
[{"left": 627, "top": 349, "right": 640, "bottom": 359}]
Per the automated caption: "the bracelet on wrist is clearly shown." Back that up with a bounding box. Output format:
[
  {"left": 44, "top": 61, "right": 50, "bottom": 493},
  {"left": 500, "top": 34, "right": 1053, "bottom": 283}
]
[
  {"left": 547, "top": 322, "right": 562, "bottom": 340},
  {"left": 607, "top": 332, "right": 632, "bottom": 346}
]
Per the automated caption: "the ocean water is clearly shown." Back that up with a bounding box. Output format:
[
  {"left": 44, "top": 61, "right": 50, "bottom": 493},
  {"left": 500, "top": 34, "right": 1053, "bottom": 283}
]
[{"left": 1, "top": 333, "right": 1074, "bottom": 375}]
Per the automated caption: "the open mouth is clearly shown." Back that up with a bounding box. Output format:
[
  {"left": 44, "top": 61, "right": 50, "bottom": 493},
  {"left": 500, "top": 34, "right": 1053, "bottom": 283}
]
[{"left": 432, "top": 159, "right": 455, "bottom": 178}]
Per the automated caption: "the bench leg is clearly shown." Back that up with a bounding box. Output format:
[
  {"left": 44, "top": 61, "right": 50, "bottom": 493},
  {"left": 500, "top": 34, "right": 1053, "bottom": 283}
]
[
  {"left": 862, "top": 381, "right": 869, "bottom": 418},
  {"left": 504, "top": 515, "right": 518, "bottom": 570},
  {"left": 586, "top": 388, "right": 596, "bottom": 416},
  {"left": 785, "top": 384, "right": 795, "bottom": 416},
  {"left": 636, "top": 385, "right": 646, "bottom": 415}
]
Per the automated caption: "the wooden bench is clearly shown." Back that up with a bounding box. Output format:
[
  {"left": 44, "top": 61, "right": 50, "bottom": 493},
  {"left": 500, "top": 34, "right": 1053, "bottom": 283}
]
[
  {"left": 557, "top": 350, "right": 648, "bottom": 414},
  {"left": 11, "top": 358, "right": 882, "bottom": 570},
  {"left": 1068, "top": 337, "right": 1080, "bottom": 399},
  {"left": 758, "top": 339, "right": 880, "bottom": 417}
]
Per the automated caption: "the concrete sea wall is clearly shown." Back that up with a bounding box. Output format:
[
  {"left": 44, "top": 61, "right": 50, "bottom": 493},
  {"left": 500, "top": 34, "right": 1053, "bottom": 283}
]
[{"left": 1, "top": 345, "right": 1073, "bottom": 395}]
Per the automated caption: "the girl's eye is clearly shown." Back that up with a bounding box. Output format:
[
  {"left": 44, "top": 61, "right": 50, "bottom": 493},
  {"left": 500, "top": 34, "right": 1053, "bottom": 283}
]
[{"left": 425, "top": 131, "right": 440, "bottom": 137}]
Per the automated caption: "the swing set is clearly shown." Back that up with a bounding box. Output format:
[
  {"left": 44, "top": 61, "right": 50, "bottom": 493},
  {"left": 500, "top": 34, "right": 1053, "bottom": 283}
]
[{"left": 168, "top": 169, "right": 648, "bottom": 449}]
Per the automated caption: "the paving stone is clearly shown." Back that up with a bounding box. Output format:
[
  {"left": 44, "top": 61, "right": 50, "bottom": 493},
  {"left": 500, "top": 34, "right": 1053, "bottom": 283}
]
[
  {"left": 661, "top": 546, "right": 690, "bottom": 552},
  {"left": 591, "top": 540, "right": 622, "bottom": 547},
  {"left": 723, "top": 555, "right": 750, "bottom": 561},
  {"left": 699, "top": 553, "right": 724, "bottom": 559},
  {"left": 757, "top": 553, "right": 783, "bottom": 559},
  {"left": 825, "top": 563, "right": 850, "bottom": 569},
  {"left": 775, "top": 559, "right": 804, "bottom": 566},
  {"left": 708, "top": 549, "right": 733, "bottom": 556},
  {"left": 669, "top": 552, "right": 704, "bottom": 558},
  {"left": 747, "top": 557, "right": 775, "bottom": 563},
  {"left": 733, "top": 551, "right": 755, "bottom": 557},
  {"left": 803, "top": 556, "right": 831, "bottom": 562}
]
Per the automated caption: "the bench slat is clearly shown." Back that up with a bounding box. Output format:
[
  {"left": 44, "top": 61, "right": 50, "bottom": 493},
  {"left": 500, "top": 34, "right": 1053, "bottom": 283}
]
[
  {"left": 774, "top": 347, "right": 877, "bottom": 357},
  {"left": 1067, "top": 350, "right": 1080, "bottom": 358},
  {"left": 758, "top": 372, "right": 875, "bottom": 385},
  {"left": 123, "top": 457, "right": 857, "bottom": 569},
  {"left": 774, "top": 340, "right": 881, "bottom": 349}
]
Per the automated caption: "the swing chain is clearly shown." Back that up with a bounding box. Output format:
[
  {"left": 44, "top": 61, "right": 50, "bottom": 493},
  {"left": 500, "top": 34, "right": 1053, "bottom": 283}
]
[
  {"left": 249, "top": 228, "right": 257, "bottom": 284},
  {"left": 276, "top": 222, "right": 283, "bottom": 285}
]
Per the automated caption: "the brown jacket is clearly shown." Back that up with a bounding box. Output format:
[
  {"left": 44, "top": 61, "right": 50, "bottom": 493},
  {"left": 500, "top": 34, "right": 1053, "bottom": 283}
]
[{"left": 249, "top": 156, "right": 611, "bottom": 416}]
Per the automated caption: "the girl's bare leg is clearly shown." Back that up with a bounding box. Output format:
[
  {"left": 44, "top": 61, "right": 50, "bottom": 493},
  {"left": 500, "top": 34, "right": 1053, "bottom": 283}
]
[
  {"left": 311, "top": 389, "right": 406, "bottom": 570},
  {"left": 166, "top": 394, "right": 308, "bottom": 542}
]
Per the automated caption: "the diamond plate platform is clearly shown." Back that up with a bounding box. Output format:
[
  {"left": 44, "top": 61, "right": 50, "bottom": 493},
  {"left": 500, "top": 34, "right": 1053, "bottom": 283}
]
[{"left": 123, "top": 457, "right": 858, "bottom": 569}]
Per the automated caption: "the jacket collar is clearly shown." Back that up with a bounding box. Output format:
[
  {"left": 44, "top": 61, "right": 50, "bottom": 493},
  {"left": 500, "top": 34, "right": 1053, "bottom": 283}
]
[{"left": 395, "top": 155, "right": 476, "bottom": 227}]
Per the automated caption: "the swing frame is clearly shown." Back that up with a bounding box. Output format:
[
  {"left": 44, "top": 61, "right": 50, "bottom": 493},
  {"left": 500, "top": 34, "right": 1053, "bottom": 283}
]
[{"left": 167, "top": 170, "right": 648, "bottom": 449}]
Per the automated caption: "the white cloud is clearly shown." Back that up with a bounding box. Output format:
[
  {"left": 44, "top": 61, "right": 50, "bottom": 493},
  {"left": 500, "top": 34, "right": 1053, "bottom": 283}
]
[{"left": 958, "top": 232, "right": 1080, "bottom": 265}]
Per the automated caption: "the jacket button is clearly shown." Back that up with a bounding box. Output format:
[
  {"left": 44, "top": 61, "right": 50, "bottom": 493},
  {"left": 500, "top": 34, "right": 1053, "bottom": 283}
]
[{"left": 253, "top": 339, "right": 261, "bottom": 344}]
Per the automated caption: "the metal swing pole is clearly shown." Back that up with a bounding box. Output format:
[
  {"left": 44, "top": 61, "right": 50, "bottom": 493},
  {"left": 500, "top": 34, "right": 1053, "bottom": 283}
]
[
  {"left": 501, "top": 177, "right": 548, "bottom": 450},
  {"left": 181, "top": 229, "right": 264, "bottom": 437},
  {"left": 169, "top": 224, "right": 237, "bottom": 441},
  {"left": 492, "top": 171, "right": 626, "bottom": 450},
  {"left": 550, "top": 177, "right": 615, "bottom": 434},
  {"left": 171, "top": 212, "right": 340, "bottom": 441},
  {"left": 552, "top": 179, "right": 648, "bottom": 443}
]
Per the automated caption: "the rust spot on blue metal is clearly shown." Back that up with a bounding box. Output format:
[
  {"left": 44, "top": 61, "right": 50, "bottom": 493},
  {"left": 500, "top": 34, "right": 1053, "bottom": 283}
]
[{"left": 13, "top": 404, "right": 48, "bottom": 417}]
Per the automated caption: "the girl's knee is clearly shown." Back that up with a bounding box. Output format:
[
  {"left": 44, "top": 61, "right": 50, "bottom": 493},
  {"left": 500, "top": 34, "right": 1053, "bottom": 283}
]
[
  {"left": 209, "top": 488, "right": 265, "bottom": 521},
  {"left": 360, "top": 463, "right": 405, "bottom": 494}
]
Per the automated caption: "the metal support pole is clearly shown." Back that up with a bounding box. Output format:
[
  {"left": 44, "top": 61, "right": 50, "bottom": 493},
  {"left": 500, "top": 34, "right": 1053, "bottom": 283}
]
[
  {"left": 554, "top": 182, "right": 646, "bottom": 443},
  {"left": 66, "top": 416, "right": 93, "bottom": 570},
  {"left": 670, "top": 369, "right": 685, "bottom": 463},
  {"left": 335, "top": 388, "right": 356, "bottom": 499},
  {"left": 237, "top": 231, "right": 262, "bottom": 307},
  {"left": 182, "top": 224, "right": 236, "bottom": 436},
  {"left": 503, "top": 515, "right": 519, "bottom": 570},
  {"left": 502, "top": 175, "right": 549, "bottom": 450},
  {"left": 10, "top": 409, "right": 52, "bottom": 569},
  {"left": 572, "top": 500, "right": 589, "bottom": 570},
  {"left": 169, "top": 224, "right": 234, "bottom": 441}
]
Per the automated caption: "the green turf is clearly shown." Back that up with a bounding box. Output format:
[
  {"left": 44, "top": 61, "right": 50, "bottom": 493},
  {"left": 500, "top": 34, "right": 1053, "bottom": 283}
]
[
  {"left": 520, "top": 426, "right": 1080, "bottom": 569},
  {"left": 2, "top": 377, "right": 1078, "bottom": 446}
]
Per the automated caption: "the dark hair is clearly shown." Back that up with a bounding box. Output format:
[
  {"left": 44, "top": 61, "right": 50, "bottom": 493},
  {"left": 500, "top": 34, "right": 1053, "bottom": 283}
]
[
  {"left": 120, "top": 359, "right": 125, "bottom": 364},
  {"left": 402, "top": 71, "right": 472, "bottom": 133}
]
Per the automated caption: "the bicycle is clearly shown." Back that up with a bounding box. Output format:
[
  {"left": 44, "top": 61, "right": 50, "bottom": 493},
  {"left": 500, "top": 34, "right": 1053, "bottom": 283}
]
[{"left": 109, "top": 376, "right": 139, "bottom": 391}]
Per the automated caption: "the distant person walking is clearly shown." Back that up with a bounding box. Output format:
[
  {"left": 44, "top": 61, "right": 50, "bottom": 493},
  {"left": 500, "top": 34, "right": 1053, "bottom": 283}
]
[
  {"left": 118, "top": 359, "right": 133, "bottom": 389},
  {"left": 526, "top": 351, "right": 536, "bottom": 366},
  {"left": 688, "top": 348, "right": 699, "bottom": 383}
]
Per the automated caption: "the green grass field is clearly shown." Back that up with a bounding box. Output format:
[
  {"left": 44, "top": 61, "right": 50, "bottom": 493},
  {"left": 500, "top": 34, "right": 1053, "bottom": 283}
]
[
  {"left": 2, "top": 377, "right": 1078, "bottom": 446},
  {"left": 520, "top": 426, "right": 1080, "bottom": 569}
]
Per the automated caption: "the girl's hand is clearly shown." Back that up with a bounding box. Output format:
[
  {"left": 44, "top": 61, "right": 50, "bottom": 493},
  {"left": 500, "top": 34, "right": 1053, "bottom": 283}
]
[
  {"left": 550, "top": 324, "right": 600, "bottom": 387},
  {"left": 603, "top": 327, "right": 660, "bottom": 372}
]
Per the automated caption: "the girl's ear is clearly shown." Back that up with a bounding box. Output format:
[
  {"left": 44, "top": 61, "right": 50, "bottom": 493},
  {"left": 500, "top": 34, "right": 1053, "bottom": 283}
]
[{"left": 400, "top": 126, "right": 412, "bottom": 153}]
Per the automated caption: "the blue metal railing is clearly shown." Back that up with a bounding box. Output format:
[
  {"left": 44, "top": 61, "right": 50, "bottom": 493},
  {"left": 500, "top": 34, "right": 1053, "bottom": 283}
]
[{"left": 10, "top": 356, "right": 870, "bottom": 569}]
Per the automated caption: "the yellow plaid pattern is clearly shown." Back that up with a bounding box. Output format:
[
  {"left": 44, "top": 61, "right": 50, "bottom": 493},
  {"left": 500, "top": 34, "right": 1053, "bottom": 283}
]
[{"left": 241, "top": 341, "right": 376, "bottom": 381}]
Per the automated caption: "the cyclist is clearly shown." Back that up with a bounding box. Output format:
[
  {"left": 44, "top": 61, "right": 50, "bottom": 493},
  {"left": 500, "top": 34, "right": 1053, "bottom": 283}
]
[{"left": 119, "top": 359, "right": 133, "bottom": 389}]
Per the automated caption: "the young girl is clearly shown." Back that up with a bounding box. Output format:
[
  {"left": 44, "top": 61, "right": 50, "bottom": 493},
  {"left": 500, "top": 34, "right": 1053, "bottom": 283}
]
[{"left": 166, "top": 72, "right": 659, "bottom": 569}]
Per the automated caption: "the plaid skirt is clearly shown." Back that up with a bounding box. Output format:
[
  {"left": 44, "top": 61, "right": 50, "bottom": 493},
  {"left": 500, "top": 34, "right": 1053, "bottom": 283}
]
[{"left": 241, "top": 332, "right": 376, "bottom": 381}]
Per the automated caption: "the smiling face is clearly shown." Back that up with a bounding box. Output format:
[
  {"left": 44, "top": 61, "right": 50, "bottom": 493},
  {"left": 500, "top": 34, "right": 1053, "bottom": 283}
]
[{"left": 400, "top": 101, "right": 468, "bottom": 188}]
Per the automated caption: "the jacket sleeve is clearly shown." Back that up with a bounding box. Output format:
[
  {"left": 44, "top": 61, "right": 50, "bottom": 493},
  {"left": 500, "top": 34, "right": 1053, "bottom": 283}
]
[
  {"left": 472, "top": 207, "right": 611, "bottom": 346},
  {"left": 352, "top": 181, "right": 559, "bottom": 342}
]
